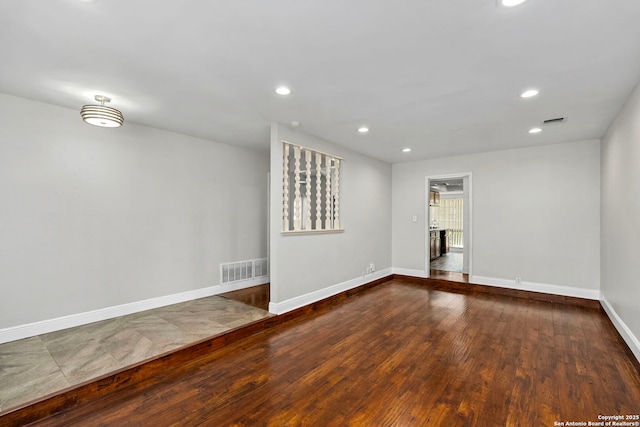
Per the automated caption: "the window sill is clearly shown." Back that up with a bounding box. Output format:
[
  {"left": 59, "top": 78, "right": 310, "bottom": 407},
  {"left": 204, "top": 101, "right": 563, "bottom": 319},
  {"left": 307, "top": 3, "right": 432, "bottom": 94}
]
[{"left": 281, "top": 229, "right": 345, "bottom": 236}]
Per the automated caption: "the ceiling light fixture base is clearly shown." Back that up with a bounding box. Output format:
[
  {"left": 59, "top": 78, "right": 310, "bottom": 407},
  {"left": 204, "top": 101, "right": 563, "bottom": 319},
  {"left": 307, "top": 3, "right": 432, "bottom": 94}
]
[{"left": 80, "top": 94, "right": 124, "bottom": 128}]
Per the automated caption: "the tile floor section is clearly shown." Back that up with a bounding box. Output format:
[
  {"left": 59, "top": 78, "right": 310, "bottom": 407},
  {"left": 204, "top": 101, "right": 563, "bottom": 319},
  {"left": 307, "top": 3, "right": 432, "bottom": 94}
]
[
  {"left": 0, "top": 295, "right": 273, "bottom": 413},
  {"left": 430, "top": 251, "right": 463, "bottom": 272}
]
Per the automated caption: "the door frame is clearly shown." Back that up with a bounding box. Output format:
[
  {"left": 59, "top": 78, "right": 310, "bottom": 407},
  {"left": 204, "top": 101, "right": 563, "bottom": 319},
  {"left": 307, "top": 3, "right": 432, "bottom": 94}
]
[{"left": 424, "top": 172, "right": 473, "bottom": 278}]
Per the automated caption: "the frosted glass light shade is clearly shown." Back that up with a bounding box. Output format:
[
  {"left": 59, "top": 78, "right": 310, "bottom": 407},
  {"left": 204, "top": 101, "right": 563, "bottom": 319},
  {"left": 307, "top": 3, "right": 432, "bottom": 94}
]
[
  {"left": 80, "top": 95, "right": 124, "bottom": 128},
  {"left": 80, "top": 105, "right": 124, "bottom": 127}
]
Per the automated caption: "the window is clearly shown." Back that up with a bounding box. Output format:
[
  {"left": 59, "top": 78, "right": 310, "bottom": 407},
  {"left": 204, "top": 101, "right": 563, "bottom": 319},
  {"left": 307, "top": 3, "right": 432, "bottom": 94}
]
[
  {"left": 437, "top": 198, "right": 463, "bottom": 248},
  {"left": 282, "top": 141, "right": 343, "bottom": 233}
]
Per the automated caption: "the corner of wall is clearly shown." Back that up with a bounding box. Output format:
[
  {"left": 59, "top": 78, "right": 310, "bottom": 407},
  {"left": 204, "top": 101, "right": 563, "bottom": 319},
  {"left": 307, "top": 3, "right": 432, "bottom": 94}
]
[{"left": 600, "top": 296, "right": 640, "bottom": 363}]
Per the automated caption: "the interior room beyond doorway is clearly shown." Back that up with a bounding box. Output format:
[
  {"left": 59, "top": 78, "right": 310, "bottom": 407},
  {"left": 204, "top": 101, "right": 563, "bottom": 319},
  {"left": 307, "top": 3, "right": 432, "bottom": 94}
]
[{"left": 428, "top": 176, "right": 469, "bottom": 283}]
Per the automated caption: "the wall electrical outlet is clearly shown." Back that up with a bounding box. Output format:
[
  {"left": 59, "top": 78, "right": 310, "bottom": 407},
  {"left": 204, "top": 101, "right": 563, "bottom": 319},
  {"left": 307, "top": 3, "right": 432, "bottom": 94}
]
[
  {"left": 369, "top": 263, "right": 375, "bottom": 273},
  {"left": 515, "top": 277, "right": 522, "bottom": 286}
]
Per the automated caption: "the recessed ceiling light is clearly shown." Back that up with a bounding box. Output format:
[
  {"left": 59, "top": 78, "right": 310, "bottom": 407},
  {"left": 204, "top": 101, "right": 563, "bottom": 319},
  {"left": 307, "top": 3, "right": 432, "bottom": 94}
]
[
  {"left": 520, "top": 89, "right": 539, "bottom": 98},
  {"left": 275, "top": 86, "right": 291, "bottom": 95},
  {"left": 499, "top": 0, "right": 528, "bottom": 7},
  {"left": 402, "top": 148, "right": 412, "bottom": 153},
  {"left": 358, "top": 126, "right": 369, "bottom": 133},
  {"left": 529, "top": 127, "right": 542, "bottom": 134}
]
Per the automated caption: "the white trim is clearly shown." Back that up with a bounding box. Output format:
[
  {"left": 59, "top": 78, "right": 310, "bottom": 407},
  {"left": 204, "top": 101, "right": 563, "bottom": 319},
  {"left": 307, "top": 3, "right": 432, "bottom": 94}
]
[
  {"left": 281, "top": 229, "right": 345, "bottom": 236},
  {"left": 0, "top": 276, "right": 269, "bottom": 344},
  {"left": 214, "top": 276, "right": 270, "bottom": 293},
  {"left": 391, "top": 267, "right": 428, "bottom": 278},
  {"left": 600, "top": 296, "right": 640, "bottom": 364},
  {"left": 470, "top": 275, "right": 600, "bottom": 300},
  {"left": 268, "top": 268, "right": 392, "bottom": 315}
]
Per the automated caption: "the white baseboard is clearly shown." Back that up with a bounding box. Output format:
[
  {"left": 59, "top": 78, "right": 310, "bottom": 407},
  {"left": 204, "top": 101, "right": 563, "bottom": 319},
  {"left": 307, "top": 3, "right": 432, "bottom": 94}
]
[
  {"left": 388, "top": 270, "right": 600, "bottom": 301},
  {"left": 215, "top": 276, "right": 270, "bottom": 293},
  {"left": 268, "top": 268, "right": 392, "bottom": 315},
  {"left": 391, "top": 267, "right": 428, "bottom": 278},
  {"left": 600, "top": 296, "right": 640, "bottom": 364},
  {"left": 470, "top": 275, "right": 600, "bottom": 300},
  {"left": 0, "top": 277, "right": 269, "bottom": 345}
]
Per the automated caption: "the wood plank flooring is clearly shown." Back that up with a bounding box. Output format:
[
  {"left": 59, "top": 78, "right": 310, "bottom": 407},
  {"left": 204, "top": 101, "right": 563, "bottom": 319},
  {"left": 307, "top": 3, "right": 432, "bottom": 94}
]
[
  {"left": 430, "top": 269, "right": 469, "bottom": 283},
  {"left": 25, "top": 280, "right": 640, "bottom": 426},
  {"left": 219, "top": 284, "right": 270, "bottom": 311}
]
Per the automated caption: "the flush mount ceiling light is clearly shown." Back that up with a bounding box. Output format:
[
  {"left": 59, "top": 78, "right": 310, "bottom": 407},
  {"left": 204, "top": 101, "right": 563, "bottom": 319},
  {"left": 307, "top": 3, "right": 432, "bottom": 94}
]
[
  {"left": 358, "top": 126, "right": 370, "bottom": 133},
  {"left": 529, "top": 127, "right": 542, "bottom": 134},
  {"left": 520, "top": 89, "right": 539, "bottom": 98},
  {"left": 80, "top": 95, "right": 124, "bottom": 128},
  {"left": 498, "top": 0, "right": 528, "bottom": 7},
  {"left": 402, "top": 148, "right": 412, "bottom": 153},
  {"left": 275, "top": 86, "right": 291, "bottom": 95}
]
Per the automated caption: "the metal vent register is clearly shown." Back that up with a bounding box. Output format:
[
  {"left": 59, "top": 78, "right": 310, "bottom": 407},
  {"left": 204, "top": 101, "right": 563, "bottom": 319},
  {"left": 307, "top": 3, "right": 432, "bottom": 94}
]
[
  {"left": 220, "top": 258, "right": 268, "bottom": 284},
  {"left": 542, "top": 117, "right": 567, "bottom": 125}
]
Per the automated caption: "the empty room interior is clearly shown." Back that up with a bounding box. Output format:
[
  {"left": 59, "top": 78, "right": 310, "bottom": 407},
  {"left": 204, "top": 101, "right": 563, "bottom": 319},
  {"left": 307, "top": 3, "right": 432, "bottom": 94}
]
[{"left": 1, "top": 1, "right": 640, "bottom": 425}]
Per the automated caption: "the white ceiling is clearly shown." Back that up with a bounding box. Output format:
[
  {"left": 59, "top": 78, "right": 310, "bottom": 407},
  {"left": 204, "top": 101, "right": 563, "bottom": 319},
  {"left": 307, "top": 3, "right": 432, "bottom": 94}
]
[
  {"left": 430, "top": 179, "right": 464, "bottom": 193},
  {"left": 2, "top": 0, "right": 640, "bottom": 163}
]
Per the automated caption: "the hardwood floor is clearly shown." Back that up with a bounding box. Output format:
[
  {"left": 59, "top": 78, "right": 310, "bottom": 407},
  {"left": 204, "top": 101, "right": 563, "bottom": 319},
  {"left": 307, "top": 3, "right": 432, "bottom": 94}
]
[
  {"left": 25, "top": 279, "right": 640, "bottom": 427},
  {"left": 430, "top": 269, "right": 469, "bottom": 283},
  {"left": 219, "top": 284, "right": 270, "bottom": 310}
]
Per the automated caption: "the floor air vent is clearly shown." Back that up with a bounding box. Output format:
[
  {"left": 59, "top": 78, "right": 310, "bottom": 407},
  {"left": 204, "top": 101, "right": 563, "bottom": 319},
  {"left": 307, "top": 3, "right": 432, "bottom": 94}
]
[{"left": 220, "top": 258, "right": 268, "bottom": 284}]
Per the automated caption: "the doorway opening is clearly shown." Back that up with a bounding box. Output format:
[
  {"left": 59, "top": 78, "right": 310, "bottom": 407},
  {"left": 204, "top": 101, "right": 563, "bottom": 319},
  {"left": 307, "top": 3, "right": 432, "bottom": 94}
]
[{"left": 425, "top": 173, "right": 472, "bottom": 283}]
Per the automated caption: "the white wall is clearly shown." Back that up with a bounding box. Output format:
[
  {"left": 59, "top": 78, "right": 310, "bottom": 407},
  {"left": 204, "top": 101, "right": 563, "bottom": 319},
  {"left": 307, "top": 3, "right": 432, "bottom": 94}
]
[
  {"left": 0, "top": 93, "right": 269, "bottom": 330},
  {"left": 601, "top": 82, "right": 640, "bottom": 361},
  {"left": 393, "top": 140, "right": 601, "bottom": 295},
  {"left": 269, "top": 124, "right": 392, "bottom": 310}
]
